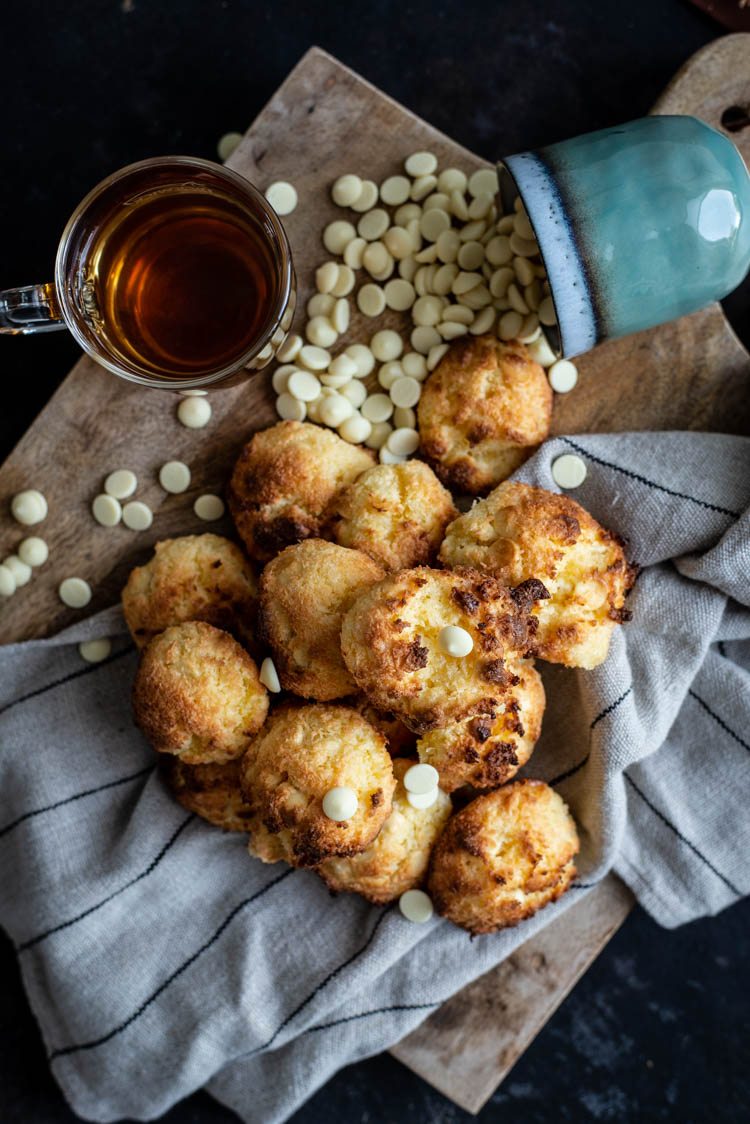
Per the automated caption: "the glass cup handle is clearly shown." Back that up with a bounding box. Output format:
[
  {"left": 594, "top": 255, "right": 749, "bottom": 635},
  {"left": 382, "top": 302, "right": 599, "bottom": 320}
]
[{"left": 0, "top": 283, "right": 66, "bottom": 334}]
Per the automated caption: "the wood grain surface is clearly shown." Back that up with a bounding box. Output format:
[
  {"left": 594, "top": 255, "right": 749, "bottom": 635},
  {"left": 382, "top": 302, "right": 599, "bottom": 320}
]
[{"left": 1, "top": 33, "right": 748, "bottom": 1115}]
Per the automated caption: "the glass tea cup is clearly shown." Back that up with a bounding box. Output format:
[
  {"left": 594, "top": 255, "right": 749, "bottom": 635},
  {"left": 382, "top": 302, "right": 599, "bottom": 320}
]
[
  {"left": 0, "top": 156, "right": 296, "bottom": 389},
  {"left": 498, "top": 115, "right": 750, "bottom": 358}
]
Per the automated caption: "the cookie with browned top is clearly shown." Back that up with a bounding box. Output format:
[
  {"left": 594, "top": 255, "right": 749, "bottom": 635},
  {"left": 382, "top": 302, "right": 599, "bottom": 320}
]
[
  {"left": 340, "top": 566, "right": 549, "bottom": 734},
  {"left": 228, "top": 420, "right": 374, "bottom": 563},
  {"left": 417, "top": 662, "right": 545, "bottom": 792},
  {"left": 440, "top": 481, "right": 637, "bottom": 668},
  {"left": 132, "top": 621, "right": 268, "bottom": 764},
  {"left": 161, "top": 758, "right": 254, "bottom": 832},
  {"left": 259, "top": 539, "right": 384, "bottom": 700},
  {"left": 417, "top": 335, "right": 552, "bottom": 494},
  {"left": 428, "top": 779, "right": 579, "bottom": 934},
  {"left": 239, "top": 704, "right": 396, "bottom": 868},
  {"left": 121, "top": 534, "right": 259, "bottom": 652}
]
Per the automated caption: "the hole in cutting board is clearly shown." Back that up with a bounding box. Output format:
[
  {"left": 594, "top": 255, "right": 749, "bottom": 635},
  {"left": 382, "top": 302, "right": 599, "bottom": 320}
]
[{"left": 720, "top": 105, "right": 750, "bottom": 132}]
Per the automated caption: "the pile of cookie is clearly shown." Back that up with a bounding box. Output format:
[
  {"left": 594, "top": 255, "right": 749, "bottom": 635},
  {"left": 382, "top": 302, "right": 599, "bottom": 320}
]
[{"left": 124, "top": 338, "right": 635, "bottom": 936}]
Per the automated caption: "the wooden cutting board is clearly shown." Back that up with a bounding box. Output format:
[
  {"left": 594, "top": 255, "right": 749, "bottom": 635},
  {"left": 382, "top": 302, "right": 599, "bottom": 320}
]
[{"left": 1, "top": 32, "right": 748, "bottom": 1116}]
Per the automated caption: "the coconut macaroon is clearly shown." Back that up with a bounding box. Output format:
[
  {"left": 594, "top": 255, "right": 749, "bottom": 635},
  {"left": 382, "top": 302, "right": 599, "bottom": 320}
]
[
  {"left": 317, "top": 758, "right": 452, "bottom": 902},
  {"left": 160, "top": 758, "right": 254, "bottom": 832},
  {"left": 121, "top": 534, "right": 260, "bottom": 651},
  {"left": 239, "top": 704, "right": 396, "bottom": 868},
  {"left": 340, "top": 566, "right": 549, "bottom": 734},
  {"left": 227, "top": 420, "right": 374, "bottom": 564},
  {"left": 354, "top": 699, "right": 417, "bottom": 757},
  {"left": 132, "top": 621, "right": 268, "bottom": 764},
  {"left": 417, "top": 662, "right": 545, "bottom": 792},
  {"left": 428, "top": 779, "right": 579, "bottom": 935},
  {"left": 328, "top": 460, "right": 458, "bottom": 572},
  {"left": 260, "top": 540, "right": 384, "bottom": 700},
  {"left": 247, "top": 813, "right": 295, "bottom": 865},
  {"left": 440, "top": 481, "right": 637, "bottom": 669},
  {"left": 417, "top": 335, "right": 552, "bottom": 495}
]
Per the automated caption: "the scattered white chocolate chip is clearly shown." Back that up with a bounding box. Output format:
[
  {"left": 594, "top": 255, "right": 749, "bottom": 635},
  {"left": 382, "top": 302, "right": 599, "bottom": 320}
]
[
  {"left": 427, "top": 343, "right": 449, "bottom": 371},
  {"left": 92, "top": 493, "right": 122, "bottom": 527},
  {"left": 386, "top": 427, "right": 420, "bottom": 457},
  {"left": 79, "top": 638, "right": 112, "bottom": 664},
  {"left": 122, "top": 501, "right": 153, "bottom": 531},
  {"left": 379, "top": 446, "right": 406, "bottom": 465},
  {"left": 272, "top": 365, "right": 297, "bottom": 394},
  {"left": 399, "top": 888, "right": 434, "bottom": 923},
  {"left": 358, "top": 208, "right": 390, "bottom": 242},
  {"left": 332, "top": 174, "right": 363, "bottom": 208},
  {"left": 323, "top": 220, "right": 357, "bottom": 255},
  {"left": 18, "top": 537, "right": 48, "bottom": 567},
  {"left": 264, "top": 181, "right": 298, "bottom": 216},
  {"left": 194, "top": 494, "right": 225, "bottom": 521},
  {"left": 298, "top": 345, "right": 331, "bottom": 372},
  {"left": 468, "top": 168, "right": 499, "bottom": 198},
  {"left": 389, "top": 376, "right": 421, "bottom": 409},
  {"left": 11, "top": 489, "right": 47, "bottom": 526},
  {"left": 276, "top": 393, "right": 306, "bottom": 421},
  {"left": 411, "top": 174, "right": 438, "bottom": 202},
  {"left": 287, "top": 369, "right": 322, "bottom": 402},
  {"left": 350, "top": 180, "right": 379, "bottom": 213},
  {"left": 438, "top": 624, "right": 474, "bottom": 657},
  {"left": 0, "top": 565, "right": 16, "bottom": 597},
  {"left": 357, "top": 284, "right": 386, "bottom": 318},
  {"left": 365, "top": 421, "right": 393, "bottom": 450},
  {"left": 177, "top": 396, "right": 212, "bottom": 429},
  {"left": 340, "top": 380, "right": 367, "bottom": 409},
  {"left": 217, "top": 131, "right": 243, "bottom": 162},
  {"left": 548, "top": 359, "right": 579, "bottom": 393},
  {"left": 361, "top": 394, "right": 394, "bottom": 424},
  {"left": 403, "top": 763, "right": 439, "bottom": 795},
  {"left": 322, "top": 786, "right": 358, "bottom": 821},
  {"left": 59, "top": 577, "right": 92, "bottom": 609},
  {"left": 384, "top": 278, "right": 416, "bottom": 311},
  {"left": 538, "top": 295, "right": 557, "bottom": 326},
  {"left": 405, "top": 152, "right": 438, "bottom": 177},
  {"left": 527, "top": 332, "right": 558, "bottom": 368},
  {"left": 407, "top": 789, "right": 439, "bottom": 810},
  {"left": 320, "top": 394, "right": 354, "bottom": 428},
  {"left": 276, "top": 333, "right": 303, "bottom": 363},
  {"left": 370, "top": 330, "right": 403, "bottom": 362},
  {"left": 3, "top": 555, "right": 31, "bottom": 587},
  {"left": 551, "top": 453, "right": 587, "bottom": 490},
  {"left": 159, "top": 461, "right": 191, "bottom": 493},
  {"left": 338, "top": 413, "right": 372, "bottom": 444},
  {"left": 316, "top": 261, "right": 340, "bottom": 294},
  {"left": 393, "top": 405, "right": 416, "bottom": 429},
  {"left": 259, "top": 656, "right": 281, "bottom": 693},
  {"left": 380, "top": 175, "right": 411, "bottom": 206}
]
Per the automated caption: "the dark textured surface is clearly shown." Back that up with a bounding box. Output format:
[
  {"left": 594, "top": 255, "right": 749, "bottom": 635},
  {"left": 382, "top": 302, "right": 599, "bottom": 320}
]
[{"left": 1, "top": 2, "right": 749, "bottom": 1122}]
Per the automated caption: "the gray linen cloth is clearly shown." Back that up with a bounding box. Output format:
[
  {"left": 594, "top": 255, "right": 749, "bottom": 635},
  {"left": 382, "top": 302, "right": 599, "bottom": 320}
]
[{"left": 1, "top": 431, "right": 749, "bottom": 1124}]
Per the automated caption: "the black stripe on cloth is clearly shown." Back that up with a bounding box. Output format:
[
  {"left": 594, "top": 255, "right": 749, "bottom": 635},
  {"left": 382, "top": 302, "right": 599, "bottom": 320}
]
[
  {"left": 572, "top": 881, "right": 601, "bottom": 890},
  {"left": 0, "top": 643, "right": 135, "bottom": 718},
  {"left": 242, "top": 906, "right": 392, "bottom": 1059},
  {"left": 560, "top": 438, "right": 741, "bottom": 518},
  {"left": 18, "top": 813, "right": 195, "bottom": 952},
  {"left": 550, "top": 685, "right": 632, "bottom": 786},
  {"left": 624, "top": 773, "right": 742, "bottom": 897},
  {"left": 304, "top": 1001, "right": 441, "bottom": 1036},
  {"left": 717, "top": 641, "right": 728, "bottom": 660},
  {"left": 48, "top": 868, "right": 294, "bottom": 1062},
  {"left": 0, "top": 765, "right": 154, "bottom": 840},
  {"left": 688, "top": 689, "right": 750, "bottom": 754}
]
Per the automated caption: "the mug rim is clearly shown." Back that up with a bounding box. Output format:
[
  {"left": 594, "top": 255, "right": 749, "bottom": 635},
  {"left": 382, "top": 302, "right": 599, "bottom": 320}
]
[{"left": 54, "top": 155, "right": 294, "bottom": 389}]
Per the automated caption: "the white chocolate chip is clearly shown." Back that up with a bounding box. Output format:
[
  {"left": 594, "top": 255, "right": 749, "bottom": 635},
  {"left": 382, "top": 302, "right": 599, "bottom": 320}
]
[
  {"left": 345, "top": 344, "right": 376, "bottom": 378},
  {"left": 423, "top": 192, "right": 451, "bottom": 212},
  {"left": 486, "top": 236, "right": 512, "bottom": 266},
  {"left": 364, "top": 421, "right": 393, "bottom": 450},
  {"left": 384, "top": 278, "right": 416, "bottom": 311},
  {"left": 343, "top": 237, "right": 367, "bottom": 269},
  {"left": 315, "top": 261, "right": 340, "bottom": 294},
  {"left": 330, "top": 265, "right": 355, "bottom": 297},
  {"left": 320, "top": 394, "right": 354, "bottom": 428},
  {"left": 357, "top": 284, "right": 386, "bottom": 318},
  {"left": 386, "top": 427, "right": 420, "bottom": 457},
  {"left": 18, "top": 537, "right": 48, "bottom": 567},
  {"left": 338, "top": 413, "right": 372, "bottom": 444},
  {"left": 306, "top": 316, "right": 338, "bottom": 348},
  {"left": 265, "top": 181, "right": 298, "bottom": 216},
  {"left": 538, "top": 295, "right": 557, "bottom": 326},
  {"left": 384, "top": 227, "right": 414, "bottom": 261},
  {"left": 380, "top": 174, "right": 411, "bottom": 206},
  {"left": 527, "top": 333, "right": 558, "bottom": 368},
  {"left": 259, "top": 656, "right": 281, "bottom": 692},
  {"left": 410, "top": 174, "right": 438, "bottom": 202},
  {"left": 399, "top": 888, "right": 433, "bottom": 923},
  {"left": 468, "top": 168, "right": 499, "bottom": 198},
  {"left": 393, "top": 406, "right": 416, "bottom": 429},
  {"left": 379, "top": 446, "right": 406, "bottom": 465},
  {"left": 412, "top": 295, "right": 443, "bottom": 327},
  {"left": 358, "top": 208, "right": 390, "bottom": 242},
  {"left": 427, "top": 343, "right": 449, "bottom": 370},
  {"left": 3, "top": 555, "right": 31, "bottom": 587},
  {"left": 331, "top": 298, "right": 350, "bottom": 334},
  {"left": 469, "top": 306, "right": 496, "bottom": 335},
  {"left": 361, "top": 394, "right": 394, "bottom": 423},
  {"left": 332, "top": 174, "right": 363, "bottom": 208},
  {"left": 407, "top": 789, "right": 439, "bottom": 809},
  {"left": 103, "top": 470, "right": 136, "bottom": 499},
  {"left": 217, "top": 131, "right": 243, "bottom": 161},
  {"left": 438, "top": 168, "right": 467, "bottom": 193},
  {"left": 11, "top": 489, "right": 47, "bottom": 525},
  {"left": 177, "top": 396, "right": 212, "bottom": 428},
  {"left": 276, "top": 393, "right": 306, "bottom": 420},
  {"left": 322, "top": 786, "right": 358, "bottom": 821},
  {"left": 411, "top": 325, "right": 441, "bottom": 354},
  {"left": 0, "top": 565, "right": 16, "bottom": 597},
  {"left": 438, "top": 624, "right": 474, "bottom": 657},
  {"left": 370, "top": 330, "right": 403, "bottom": 362},
  {"left": 323, "top": 220, "right": 357, "bottom": 255},
  {"left": 405, "top": 151, "right": 438, "bottom": 177},
  {"left": 298, "top": 345, "right": 331, "bottom": 372},
  {"left": 276, "top": 333, "right": 303, "bottom": 363},
  {"left": 401, "top": 352, "right": 427, "bottom": 380},
  {"left": 288, "top": 369, "right": 322, "bottom": 402},
  {"left": 340, "top": 380, "right": 367, "bottom": 408},
  {"left": 122, "top": 501, "right": 153, "bottom": 531},
  {"left": 404, "top": 763, "right": 439, "bottom": 794},
  {"left": 551, "top": 453, "right": 587, "bottom": 489},
  {"left": 159, "top": 459, "right": 192, "bottom": 493},
  {"left": 420, "top": 208, "right": 451, "bottom": 242},
  {"left": 194, "top": 494, "right": 226, "bottom": 520},
  {"left": 390, "top": 376, "right": 421, "bottom": 409},
  {"left": 272, "top": 364, "right": 298, "bottom": 395},
  {"left": 92, "top": 493, "right": 122, "bottom": 527},
  {"left": 79, "top": 638, "right": 112, "bottom": 663},
  {"left": 350, "top": 180, "right": 379, "bottom": 212},
  {"left": 509, "top": 231, "right": 538, "bottom": 258},
  {"left": 498, "top": 310, "right": 523, "bottom": 340},
  {"left": 59, "top": 577, "right": 92, "bottom": 609},
  {"left": 329, "top": 354, "right": 359, "bottom": 381}
]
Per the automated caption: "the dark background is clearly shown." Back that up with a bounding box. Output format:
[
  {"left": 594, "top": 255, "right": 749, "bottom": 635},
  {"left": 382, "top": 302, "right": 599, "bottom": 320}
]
[{"left": 2, "top": 2, "right": 749, "bottom": 1122}]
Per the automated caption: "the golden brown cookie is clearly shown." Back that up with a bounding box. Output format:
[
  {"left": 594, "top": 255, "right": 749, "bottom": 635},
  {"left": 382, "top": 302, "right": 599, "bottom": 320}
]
[
  {"left": 353, "top": 699, "right": 417, "bottom": 757},
  {"left": 247, "top": 813, "right": 295, "bottom": 865},
  {"left": 417, "top": 662, "right": 545, "bottom": 792},
  {"left": 317, "top": 758, "right": 452, "bottom": 902},
  {"left": 439, "top": 481, "right": 637, "bottom": 668},
  {"left": 160, "top": 758, "right": 254, "bottom": 831},
  {"left": 428, "top": 779, "right": 579, "bottom": 934},
  {"left": 227, "top": 420, "right": 374, "bottom": 563},
  {"left": 328, "top": 460, "right": 457, "bottom": 572},
  {"left": 239, "top": 704, "right": 396, "bottom": 867},
  {"left": 340, "top": 566, "right": 549, "bottom": 734},
  {"left": 132, "top": 621, "right": 268, "bottom": 764},
  {"left": 121, "top": 534, "right": 259, "bottom": 651},
  {"left": 417, "top": 334, "right": 552, "bottom": 494},
  {"left": 259, "top": 539, "right": 384, "bottom": 700}
]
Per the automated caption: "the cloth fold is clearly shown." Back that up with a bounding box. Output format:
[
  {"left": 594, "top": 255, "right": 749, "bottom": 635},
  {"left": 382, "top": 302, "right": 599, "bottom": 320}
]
[{"left": 1, "top": 431, "right": 748, "bottom": 1124}]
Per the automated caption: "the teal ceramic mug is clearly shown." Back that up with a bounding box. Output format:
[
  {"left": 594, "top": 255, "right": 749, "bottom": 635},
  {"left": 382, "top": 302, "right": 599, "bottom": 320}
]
[{"left": 499, "top": 115, "right": 750, "bottom": 358}]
